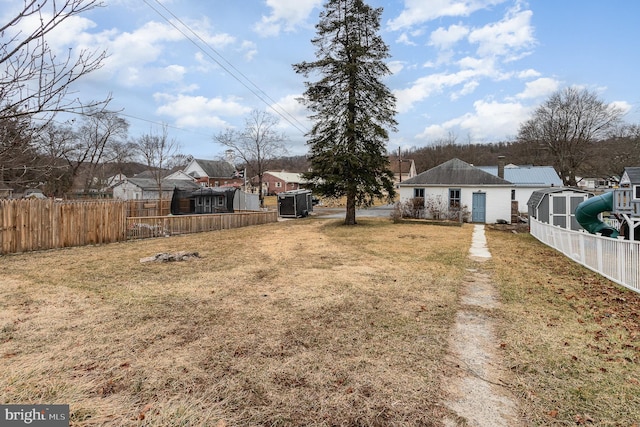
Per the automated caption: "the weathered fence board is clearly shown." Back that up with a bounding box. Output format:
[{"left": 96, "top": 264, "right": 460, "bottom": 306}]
[
  {"left": 0, "top": 199, "right": 127, "bottom": 255},
  {"left": 1, "top": 199, "right": 278, "bottom": 255}
]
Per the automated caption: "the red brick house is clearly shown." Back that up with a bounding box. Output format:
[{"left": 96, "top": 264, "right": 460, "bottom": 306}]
[{"left": 257, "top": 171, "right": 307, "bottom": 196}]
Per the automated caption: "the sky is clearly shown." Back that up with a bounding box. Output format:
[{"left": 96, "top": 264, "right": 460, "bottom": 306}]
[{"left": 4, "top": 0, "right": 640, "bottom": 161}]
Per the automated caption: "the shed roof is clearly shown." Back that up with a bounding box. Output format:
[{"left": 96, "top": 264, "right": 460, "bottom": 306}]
[
  {"left": 191, "top": 187, "right": 236, "bottom": 197},
  {"left": 526, "top": 187, "right": 592, "bottom": 209},
  {"left": 401, "top": 158, "right": 510, "bottom": 186},
  {"left": 476, "top": 165, "right": 562, "bottom": 186}
]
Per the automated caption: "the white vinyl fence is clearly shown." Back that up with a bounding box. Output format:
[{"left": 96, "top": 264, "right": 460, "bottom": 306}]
[{"left": 530, "top": 218, "right": 640, "bottom": 295}]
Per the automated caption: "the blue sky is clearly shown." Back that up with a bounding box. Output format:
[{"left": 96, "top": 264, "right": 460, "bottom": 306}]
[{"left": 4, "top": 0, "right": 640, "bottom": 160}]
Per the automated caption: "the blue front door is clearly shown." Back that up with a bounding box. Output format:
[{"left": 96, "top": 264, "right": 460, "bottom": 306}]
[{"left": 472, "top": 192, "right": 486, "bottom": 223}]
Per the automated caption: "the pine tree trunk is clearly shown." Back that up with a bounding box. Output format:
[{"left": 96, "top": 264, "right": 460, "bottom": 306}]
[{"left": 344, "top": 190, "right": 357, "bottom": 225}]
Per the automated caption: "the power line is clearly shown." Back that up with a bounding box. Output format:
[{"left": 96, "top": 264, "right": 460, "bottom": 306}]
[{"left": 141, "top": 0, "right": 310, "bottom": 135}]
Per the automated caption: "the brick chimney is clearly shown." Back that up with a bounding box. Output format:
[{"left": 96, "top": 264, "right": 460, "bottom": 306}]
[{"left": 498, "top": 156, "right": 505, "bottom": 179}]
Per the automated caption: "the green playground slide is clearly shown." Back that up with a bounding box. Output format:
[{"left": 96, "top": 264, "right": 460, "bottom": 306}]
[{"left": 575, "top": 191, "right": 619, "bottom": 238}]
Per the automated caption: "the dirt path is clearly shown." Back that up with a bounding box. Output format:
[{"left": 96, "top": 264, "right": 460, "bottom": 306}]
[{"left": 443, "top": 225, "right": 521, "bottom": 426}]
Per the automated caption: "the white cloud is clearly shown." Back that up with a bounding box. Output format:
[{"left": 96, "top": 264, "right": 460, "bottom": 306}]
[
  {"left": 516, "top": 77, "right": 560, "bottom": 99},
  {"left": 417, "top": 99, "right": 531, "bottom": 142},
  {"left": 517, "top": 69, "right": 541, "bottom": 79},
  {"left": 154, "top": 93, "right": 252, "bottom": 128},
  {"left": 387, "top": 0, "right": 507, "bottom": 31},
  {"left": 429, "top": 24, "right": 469, "bottom": 49},
  {"left": 388, "top": 61, "right": 406, "bottom": 75},
  {"left": 610, "top": 101, "right": 632, "bottom": 114},
  {"left": 468, "top": 8, "right": 535, "bottom": 59},
  {"left": 253, "top": 0, "right": 322, "bottom": 37}
]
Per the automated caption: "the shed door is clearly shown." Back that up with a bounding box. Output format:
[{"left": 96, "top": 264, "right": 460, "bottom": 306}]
[{"left": 472, "top": 192, "right": 486, "bottom": 223}]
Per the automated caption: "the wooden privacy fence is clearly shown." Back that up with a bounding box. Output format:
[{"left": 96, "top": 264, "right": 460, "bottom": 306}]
[
  {"left": 0, "top": 199, "right": 127, "bottom": 255},
  {"left": 0, "top": 199, "right": 278, "bottom": 255}
]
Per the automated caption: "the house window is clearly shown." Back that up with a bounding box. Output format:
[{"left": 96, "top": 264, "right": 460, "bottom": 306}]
[
  {"left": 215, "top": 196, "right": 224, "bottom": 207},
  {"left": 275, "top": 182, "right": 282, "bottom": 188},
  {"left": 214, "top": 181, "right": 219, "bottom": 187},
  {"left": 634, "top": 185, "right": 640, "bottom": 200},
  {"left": 511, "top": 189, "right": 516, "bottom": 201},
  {"left": 449, "top": 188, "right": 461, "bottom": 208},
  {"left": 414, "top": 188, "right": 425, "bottom": 198}
]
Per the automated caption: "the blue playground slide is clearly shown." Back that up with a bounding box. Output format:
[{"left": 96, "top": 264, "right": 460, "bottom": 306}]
[{"left": 575, "top": 191, "right": 619, "bottom": 238}]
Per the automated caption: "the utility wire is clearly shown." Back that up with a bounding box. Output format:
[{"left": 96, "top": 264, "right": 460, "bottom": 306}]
[{"left": 142, "top": 0, "right": 309, "bottom": 135}]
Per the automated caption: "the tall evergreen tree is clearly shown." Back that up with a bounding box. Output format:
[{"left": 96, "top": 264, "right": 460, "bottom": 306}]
[{"left": 293, "top": 0, "right": 397, "bottom": 225}]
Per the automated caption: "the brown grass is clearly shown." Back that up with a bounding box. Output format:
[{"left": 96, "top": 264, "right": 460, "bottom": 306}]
[
  {"left": 487, "top": 229, "right": 640, "bottom": 426},
  {"left": 1, "top": 218, "right": 471, "bottom": 426},
  {"left": 3, "top": 219, "right": 639, "bottom": 426}
]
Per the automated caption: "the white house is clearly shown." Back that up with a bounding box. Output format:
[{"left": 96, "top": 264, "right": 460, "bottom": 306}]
[
  {"left": 398, "top": 158, "right": 514, "bottom": 224},
  {"left": 112, "top": 177, "right": 200, "bottom": 200}
]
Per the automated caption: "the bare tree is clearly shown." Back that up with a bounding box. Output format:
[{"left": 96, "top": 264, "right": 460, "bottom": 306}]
[
  {"left": 135, "top": 124, "right": 181, "bottom": 208},
  {"left": 214, "top": 110, "right": 288, "bottom": 207},
  {"left": 75, "top": 111, "right": 129, "bottom": 193},
  {"left": 0, "top": 0, "right": 111, "bottom": 123},
  {"left": 517, "top": 87, "right": 624, "bottom": 186}
]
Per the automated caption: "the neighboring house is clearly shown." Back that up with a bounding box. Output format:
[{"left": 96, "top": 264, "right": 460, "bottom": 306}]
[
  {"left": 388, "top": 156, "right": 417, "bottom": 185},
  {"left": 398, "top": 158, "right": 513, "bottom": 224},
  {"left": 260, "top": 171, "right": 307, "bottom": 195},
  {"left": 182, "top": 158, "right": 243, "bottom": 188},
  {"left": 112, "top": 177, "right": 200, "bottom": 200},
  {"left": 476, "top": 158, "right": 563, "bottom": 215},
  {"left": 577, "top": 176, "right": 620, "bottom": 191}
]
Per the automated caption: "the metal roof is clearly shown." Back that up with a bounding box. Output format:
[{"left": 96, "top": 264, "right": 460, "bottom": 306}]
[
  {"left": 400, "top": 158, "right": 510, "bottom": 186},
  {"left": 476, "top": 165, "right": 563, "bottom": 187}
]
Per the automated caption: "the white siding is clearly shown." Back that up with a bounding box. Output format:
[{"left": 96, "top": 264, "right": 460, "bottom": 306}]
[{"left": 399, "top": 185, "right": 513, "bottom": 223}]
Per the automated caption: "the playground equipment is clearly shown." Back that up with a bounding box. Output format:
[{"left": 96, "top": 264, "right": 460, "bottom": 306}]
[
  {"left": 575, "top": 192, "right": 619, "bottom": 238},
  {"left": 575, "top": 167, "right": 640, "bottom": 240}
]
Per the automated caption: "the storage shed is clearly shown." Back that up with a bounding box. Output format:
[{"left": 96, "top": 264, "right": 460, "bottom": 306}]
[
  {"left": 278, "top": 189, "right": 313, "bottom": 218},
  {"left": 527, "top": 187, "right": 592, "bottom": 231}
]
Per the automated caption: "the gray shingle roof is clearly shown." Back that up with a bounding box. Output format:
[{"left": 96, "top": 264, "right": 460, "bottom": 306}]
[
  {"left": 401, "top": 158, "right": 510, "bottom": 185},
  {"left": 622, "top": 167, "right": 640, "bottom": 184},
  {"left": 194, "top": 159, "right": 236, "bottom": 178},
  {"left": 526, "top": 187, "right": 592, "bottom": 209}
]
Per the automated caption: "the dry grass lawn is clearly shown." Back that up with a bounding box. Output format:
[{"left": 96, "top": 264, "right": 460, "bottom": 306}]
[
  {"left": 2, "top": 218, "right": 639, "bottom": 426},
  {"left": 487, "top": 228, "right": 640, "bottom": 425},
  {"left": 1, "top": 218, "right": 471, "bottom": 426}
]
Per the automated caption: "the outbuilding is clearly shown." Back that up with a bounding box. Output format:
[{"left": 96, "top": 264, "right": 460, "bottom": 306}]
[
  {"left": 278, "top": 189, "right": 314, "bottom": 218},
  {"left": 527, "top": 187, "right": 593, "bottom": 231}
]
